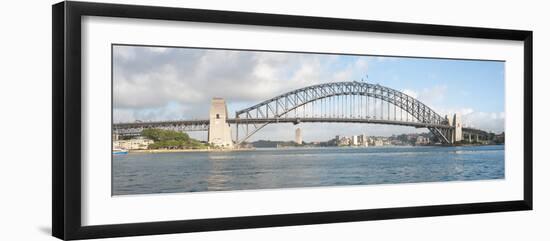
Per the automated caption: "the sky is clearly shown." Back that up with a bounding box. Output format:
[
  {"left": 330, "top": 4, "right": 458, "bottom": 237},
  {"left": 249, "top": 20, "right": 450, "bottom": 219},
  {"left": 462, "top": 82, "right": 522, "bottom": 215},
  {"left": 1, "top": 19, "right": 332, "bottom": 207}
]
[{"left": 113, "top": 45, "right": 505, "bottom": 142}]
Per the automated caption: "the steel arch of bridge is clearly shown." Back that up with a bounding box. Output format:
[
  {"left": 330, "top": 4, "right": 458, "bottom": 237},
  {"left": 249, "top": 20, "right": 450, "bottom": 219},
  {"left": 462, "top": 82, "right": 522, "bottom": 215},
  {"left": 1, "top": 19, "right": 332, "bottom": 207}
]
[{"left": 234, "top": 81, "right": 451, "bottom": 144}]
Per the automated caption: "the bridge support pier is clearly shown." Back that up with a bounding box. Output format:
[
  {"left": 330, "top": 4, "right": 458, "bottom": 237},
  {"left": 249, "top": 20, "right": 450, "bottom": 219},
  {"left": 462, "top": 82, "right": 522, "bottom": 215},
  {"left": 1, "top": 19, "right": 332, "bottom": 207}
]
[{"left": 208, "top": 98, "right": 234, "bottom": 148}]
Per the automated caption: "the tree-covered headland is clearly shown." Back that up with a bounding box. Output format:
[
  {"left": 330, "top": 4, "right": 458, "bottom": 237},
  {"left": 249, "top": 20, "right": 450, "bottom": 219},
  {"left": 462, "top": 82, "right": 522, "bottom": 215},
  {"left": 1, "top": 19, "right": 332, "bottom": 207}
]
[{"left": 141, "top": 129, "right": 209, "bottom": 149}]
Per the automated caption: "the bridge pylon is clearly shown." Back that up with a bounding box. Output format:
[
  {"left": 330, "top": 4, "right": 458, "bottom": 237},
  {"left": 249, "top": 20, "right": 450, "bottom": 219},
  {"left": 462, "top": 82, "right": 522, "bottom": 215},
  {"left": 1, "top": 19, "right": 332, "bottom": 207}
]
[
  {"left": 453, "top": 113, "right": 463, "bottom": 143},
  {"left": 441, "top": 113, "right": 462, "bottom": 144},
  {"left": 208, "top": 98, "right": 233, "bottom": 148}
]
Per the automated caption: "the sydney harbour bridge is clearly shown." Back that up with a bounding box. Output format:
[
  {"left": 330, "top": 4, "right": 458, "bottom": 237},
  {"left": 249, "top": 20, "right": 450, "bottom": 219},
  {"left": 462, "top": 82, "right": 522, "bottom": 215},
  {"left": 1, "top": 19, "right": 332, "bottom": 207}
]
[{"left": 113, "top": 81, "right": 490, "bottom": 146}]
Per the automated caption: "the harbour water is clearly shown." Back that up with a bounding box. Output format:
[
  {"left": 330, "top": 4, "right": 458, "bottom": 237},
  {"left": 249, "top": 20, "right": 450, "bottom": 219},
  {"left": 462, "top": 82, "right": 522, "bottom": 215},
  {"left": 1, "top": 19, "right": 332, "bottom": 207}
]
[{"left": 112, "top": 145, "right": 504, "bottom": 195}]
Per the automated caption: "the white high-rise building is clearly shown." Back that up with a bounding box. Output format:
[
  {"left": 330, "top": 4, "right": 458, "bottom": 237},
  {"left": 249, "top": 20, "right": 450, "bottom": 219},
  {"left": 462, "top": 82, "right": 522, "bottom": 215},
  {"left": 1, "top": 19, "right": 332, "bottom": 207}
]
[
  {"left": 352, "top": 135, "right": 358, "bottom": 146},
  {"left": 358, "top": 134, "right": 369, "bottom": 146}
]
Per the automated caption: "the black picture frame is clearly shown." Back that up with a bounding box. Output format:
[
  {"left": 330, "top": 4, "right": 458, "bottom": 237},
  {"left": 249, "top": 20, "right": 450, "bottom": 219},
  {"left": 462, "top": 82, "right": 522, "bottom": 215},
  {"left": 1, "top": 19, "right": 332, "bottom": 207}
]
[{"left": 52, "top": 1, "right": 533, "bottom": 240}]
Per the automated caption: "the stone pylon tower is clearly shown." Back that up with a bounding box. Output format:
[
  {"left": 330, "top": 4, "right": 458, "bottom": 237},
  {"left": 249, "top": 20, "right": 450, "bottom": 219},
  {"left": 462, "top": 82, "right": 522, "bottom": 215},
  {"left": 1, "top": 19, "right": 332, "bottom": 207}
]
[
  {"left": 444, "top": 113, "right": 463, "bottom": 144},
  {"left": 453, "top": 113, "right": 463, "bottom": 143},
  {"left": 443, "top": 113, "right": 463, "bottom": 144},
  {"left": 208, "top": 98, "right": 233, "bottom": 148},
  {"left": 295, "top": 128, "right": 302, "bottom": 145}
]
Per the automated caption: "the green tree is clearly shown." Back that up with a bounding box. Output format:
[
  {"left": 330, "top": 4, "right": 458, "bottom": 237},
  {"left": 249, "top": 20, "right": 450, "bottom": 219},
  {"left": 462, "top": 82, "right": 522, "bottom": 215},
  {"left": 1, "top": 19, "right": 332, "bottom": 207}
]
[
  {"left": 141, "top": 129, "right": 206, "bottom": 149},
  {"left": 142, "top": 129, "right": 190, "bottom": 142}
]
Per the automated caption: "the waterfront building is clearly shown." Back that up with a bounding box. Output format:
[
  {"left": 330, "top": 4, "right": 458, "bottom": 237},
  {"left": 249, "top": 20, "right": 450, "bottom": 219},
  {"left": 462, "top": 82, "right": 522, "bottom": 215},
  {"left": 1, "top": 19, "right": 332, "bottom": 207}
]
[
  {"left": 373, "top": 139, "right": 384, "bottom": 146},
  {"left": 351, "top": 135, "right": 358, "bottom": 146},
  {"left": 337, "top": 136, "right": 350, "bottom": 146},
  {"left": 358, "top": 134, "right": 368, "bottom": 146},
  {"left": 416, "top": 136, "right": 430, "bottom": 145},
  {"left": 391, "top": 139, "right": 403, "bottom": 145}
]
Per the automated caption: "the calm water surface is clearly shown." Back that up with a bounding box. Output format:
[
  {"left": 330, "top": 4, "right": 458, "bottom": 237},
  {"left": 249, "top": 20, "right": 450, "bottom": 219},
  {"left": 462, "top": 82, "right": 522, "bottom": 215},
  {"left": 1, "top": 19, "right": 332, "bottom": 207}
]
[{"left": 113, "top": 145, "right": 504, "bottom": 195}]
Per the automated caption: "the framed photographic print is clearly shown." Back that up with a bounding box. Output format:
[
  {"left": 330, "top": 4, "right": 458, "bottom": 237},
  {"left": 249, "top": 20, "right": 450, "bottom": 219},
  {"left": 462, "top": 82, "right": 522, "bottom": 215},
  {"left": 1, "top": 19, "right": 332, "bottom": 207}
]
[{"left": 52, "top": 1, "right": 533, "bottom": 240}]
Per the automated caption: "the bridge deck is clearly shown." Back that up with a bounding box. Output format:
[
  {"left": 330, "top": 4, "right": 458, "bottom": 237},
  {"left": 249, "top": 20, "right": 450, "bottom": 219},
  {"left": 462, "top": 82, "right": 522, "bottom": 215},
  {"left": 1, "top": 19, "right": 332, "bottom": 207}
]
[
  {"left": 227, "top": 118, "right": 451, "bottom": 129},
  {"left": 113, "top": 118, "right": 451, "bottom": 130},
  {"left": 113, "top": 120, "right": 209, "bottom": 129},
  {"left": 113, "top": 118, "right": 489, "bottom": 138}
]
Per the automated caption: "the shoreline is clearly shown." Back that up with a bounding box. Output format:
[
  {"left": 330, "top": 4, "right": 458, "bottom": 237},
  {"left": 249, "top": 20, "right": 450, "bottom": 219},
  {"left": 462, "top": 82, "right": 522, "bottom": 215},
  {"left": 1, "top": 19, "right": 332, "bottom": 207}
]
[
  {"left": 128, "top": 148, "right": 256, "bottom": 153},
  {"left": 126, "top": 144, "right": 502, "bottom": 154}
]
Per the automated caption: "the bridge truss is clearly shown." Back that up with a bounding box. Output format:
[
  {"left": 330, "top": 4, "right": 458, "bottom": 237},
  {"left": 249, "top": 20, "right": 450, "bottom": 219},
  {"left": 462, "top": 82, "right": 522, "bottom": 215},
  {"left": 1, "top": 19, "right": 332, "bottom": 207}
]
[{"left": 234, "top": 81, "right": 451, "bottom": 144}]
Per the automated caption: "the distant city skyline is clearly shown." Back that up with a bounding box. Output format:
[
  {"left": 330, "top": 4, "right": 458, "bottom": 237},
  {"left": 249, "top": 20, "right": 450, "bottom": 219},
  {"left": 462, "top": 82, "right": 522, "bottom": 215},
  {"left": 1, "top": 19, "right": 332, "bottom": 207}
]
[{"left": 113, "top": 45, "right": 505, "bottom": 142}]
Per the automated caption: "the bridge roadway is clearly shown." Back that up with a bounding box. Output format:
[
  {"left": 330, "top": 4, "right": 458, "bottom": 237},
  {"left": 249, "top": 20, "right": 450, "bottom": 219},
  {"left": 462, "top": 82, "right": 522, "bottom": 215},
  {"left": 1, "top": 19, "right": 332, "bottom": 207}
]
[
  {"left": 114, "top": 118, "right": 454, "bottom": 132},
  {"left": 113, "top": 120, "right": 209, "bottom": 130},
  {"left": 113, "top": 119, "right": 489, "bottom": 142},
  {"left": 228, "top": 117, "right": 452, "bottom": 129}
]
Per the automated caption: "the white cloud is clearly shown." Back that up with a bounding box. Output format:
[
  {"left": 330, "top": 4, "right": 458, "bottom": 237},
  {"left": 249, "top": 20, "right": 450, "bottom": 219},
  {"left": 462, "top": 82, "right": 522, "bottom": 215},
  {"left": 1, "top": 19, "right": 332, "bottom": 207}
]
[
  {"left": 400, "top": 85, "right": 448, "bottom": 108},
  {"left": 354, "top": 58, "right": 369, "bottom": 70},
  {"left": 462, "top": 111, "right": 505, "bottom": 133},
  {"left": 113, "top": 46, "right": 372, "bottom": 122},
  {"left": 416, "top": 85, "right": 447, "bottom": 106}
]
